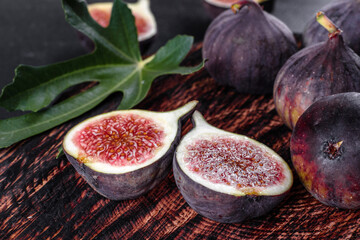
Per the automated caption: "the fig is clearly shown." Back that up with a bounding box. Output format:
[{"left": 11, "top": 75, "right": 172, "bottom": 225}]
[
  {"left": 173, "top": 111, "right": 293, "bottom": 223},
  {"left": 291, "top": 92, "right": 360, "bottom": 209},
  {"left": 203, "top": 0, "right": 275, "bottom": 19},
  {"left": 63, "top": 101, "right": 198, "bottom": 200},
  {"left": 303, "top": 0, "right": 360, "bottom": 55},
  {"left": 202, "top": 0, "right": 297, "bottom": 94},
  {"left": 79, "top": 0, "right": 157, "bottom": 53},
  {"left": 274, "top": 12, "right": 360, "bottom": 129}
]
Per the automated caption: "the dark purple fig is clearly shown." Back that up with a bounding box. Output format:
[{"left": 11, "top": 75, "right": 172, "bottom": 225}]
[
  {"left": 274, "top": 12, "right": 360, "bottom": 129},
  {"left": 173, "top": 111, "right": 293, "bottom": 223},
  {"left": 202, "top": 0, "right": 297, "bottom": 94},
  {"left": 291, "top": 92, "right": 360, "bottom": 209},
  {"left": 203, "top": 0, "right": 275, "bottom": 19},
  {"left": 79, "top": 0, "right": 157, "bottom": 54},
  {"left": 303, "top": 0, "right": 360, "bottom": 55},
  {"left": 63, "top": 101, "right": 198, "bottom": 200}
]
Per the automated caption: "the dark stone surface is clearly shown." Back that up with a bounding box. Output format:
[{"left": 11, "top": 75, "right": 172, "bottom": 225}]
[{"left": 0, "top": 0, "right": 329, "bottom": 119}]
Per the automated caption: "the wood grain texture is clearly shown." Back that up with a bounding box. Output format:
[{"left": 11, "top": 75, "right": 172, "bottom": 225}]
[{"left": 1, "top": 44, "right": 359, "bottom": 240}]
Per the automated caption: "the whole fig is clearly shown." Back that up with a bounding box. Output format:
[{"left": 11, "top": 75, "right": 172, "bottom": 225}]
[
  {"left": 291, "top": 92, "right": 360, "bottom": 209},
  {"left": 202, "top": 0, "right": 297, "bottom": 94},
  {"left": 274, "top": 12, "right": 360, "bottom": 129},
  {"left": 303, "top": 0, "right": 360, "bottom": 55}
]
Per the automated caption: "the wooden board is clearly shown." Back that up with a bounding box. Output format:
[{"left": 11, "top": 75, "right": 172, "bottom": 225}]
[{"left": 1, "top": 44, "right": 359, "bottom": 239}]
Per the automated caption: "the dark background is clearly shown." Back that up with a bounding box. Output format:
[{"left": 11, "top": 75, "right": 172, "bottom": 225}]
[{"left": 0, "top": 0, "right": 329, "bottom": 119}]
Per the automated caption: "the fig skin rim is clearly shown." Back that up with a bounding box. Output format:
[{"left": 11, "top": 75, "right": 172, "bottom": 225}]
[{"left": 173, "top": 152, "right": 291, "bottom": 223}]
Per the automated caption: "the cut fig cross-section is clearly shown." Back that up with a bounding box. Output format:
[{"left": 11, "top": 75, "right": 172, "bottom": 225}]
[
  {"left": 173, "top": 111, "right": 293, "bottom": 223},
  {"left": 79, "top": 0, "right": 157, "bottom": 53},
  {"left": 63, "top": 101, "right": 198, "bottom": 200}
]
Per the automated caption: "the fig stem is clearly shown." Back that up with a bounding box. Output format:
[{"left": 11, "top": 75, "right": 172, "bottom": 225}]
[
  {"left": 170, "top": 100, "right": 198, "bottom": 118},
  {"left": 316, "top": 11, "right": 342, "bottom": 38},
  {"left": 231, "top": 1, "right": 256, "bottom": 13},
  {"left": 191, "top": 111, "right": 210, "bottom": 128}
]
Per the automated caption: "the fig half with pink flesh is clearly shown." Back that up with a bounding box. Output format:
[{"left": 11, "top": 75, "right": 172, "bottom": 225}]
[
  {"left": 63, "top": 101, "right": 198, "bottom": 200},
  {"left": 79, "top": 0, "right": 157, "bottom": 53},
  {"left": 173, "top": 111, "right": 293, "bottom": 223}
]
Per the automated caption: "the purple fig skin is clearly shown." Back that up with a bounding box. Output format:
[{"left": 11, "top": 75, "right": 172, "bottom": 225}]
[
  {"left": 64, "top": 106, "right": 196, "bottom": 201},
  {"left": 303, "top": 0, "right": 360, "bottom": 55},
  {"left": 273, "top": 34, "right": 360, "bottom": 129},
  {"left": 202, "top": 0, "right": 275, "bottom": 19},
  {"left": 290, "top": 92, "right": 360, "bottom": 209},
  {"left": 65, "top": 143, "right": 174, "bottom": 200},
  {"left": 202, "top": 1, "right": 297, "bottom": 94},
  {"left": 173, "top": 155, "right": 288, "bottom": 223}
]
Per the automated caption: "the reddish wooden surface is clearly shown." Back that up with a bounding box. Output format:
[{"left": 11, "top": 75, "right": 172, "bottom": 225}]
[{"left": 1, "top": 44, "right": 359, "bottom": 239}]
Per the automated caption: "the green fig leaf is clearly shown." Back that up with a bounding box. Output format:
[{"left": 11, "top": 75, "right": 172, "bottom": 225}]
[{"left": 0, "top": 0, "right": 203, "bottom": 148}]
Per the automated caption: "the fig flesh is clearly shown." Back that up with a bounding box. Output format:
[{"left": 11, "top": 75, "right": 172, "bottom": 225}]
[
  {"left": 291, "top": 92, "right": 360, "bottom": 209},
  {"left": 202, "top": 0, "right": 297, "bottom": 94},
  {"left": 63, "top": 101, "right": 198, "bottom": 200},
  {"left": 303, "top": 0, "right": 360, "bottom": 55},
  {"left": 173, "top": 111, "right": 293, "bottom": 223},
  {"left": 203, "top": 0, "right": 275, "bottom": 19},
  {"left": 79, "top": 0, "right": 157, "bottom": 53},
  {"left": 274, "top": 12, "right": 360, "bottom": 129}
]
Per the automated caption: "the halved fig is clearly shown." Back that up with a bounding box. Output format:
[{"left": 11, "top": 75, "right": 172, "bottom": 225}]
[
  {"left": 63, "top": 101, "right": 198, "bottom": 200},
  {"left": 203, "top": 0, "right": 275, "bottom": 19},
  {"left": 79, "top": 0, "right": 157, "bottom": 53},
  {"left": 173, "top": 111, "right": 293, "bottom": 223}
]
